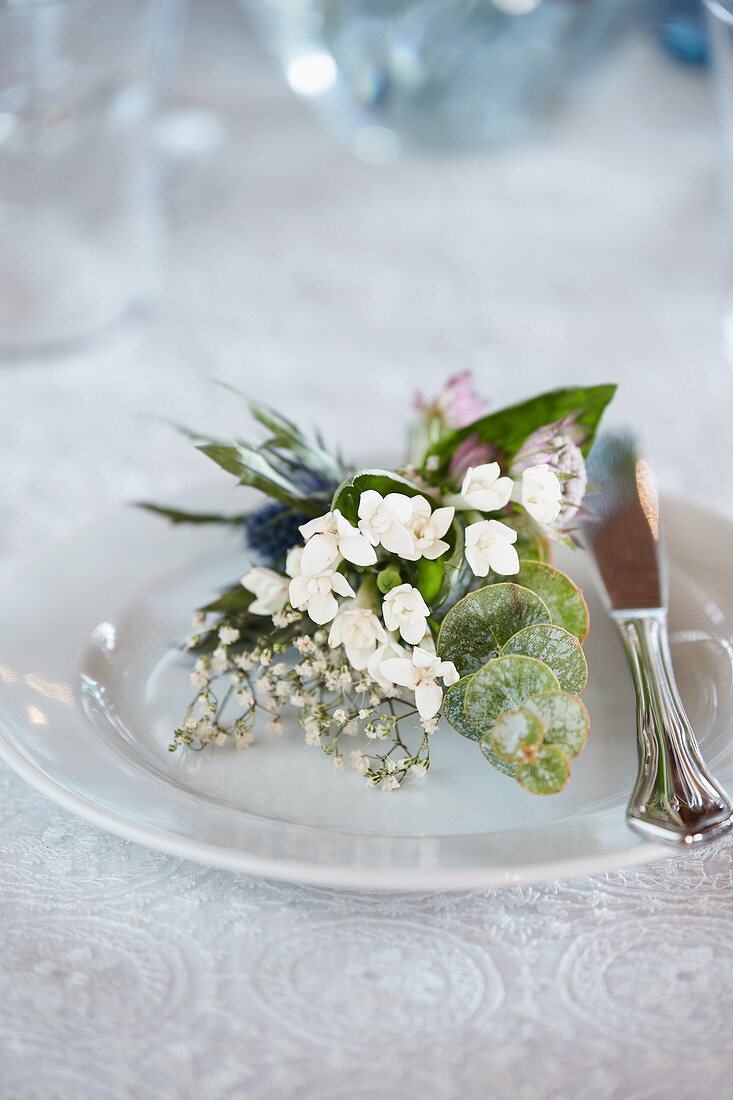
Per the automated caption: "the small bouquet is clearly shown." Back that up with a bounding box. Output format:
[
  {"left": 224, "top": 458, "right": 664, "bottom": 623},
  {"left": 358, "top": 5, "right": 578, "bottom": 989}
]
[{"left": 146, "top": 376, "right": 615, "bottom": 795}]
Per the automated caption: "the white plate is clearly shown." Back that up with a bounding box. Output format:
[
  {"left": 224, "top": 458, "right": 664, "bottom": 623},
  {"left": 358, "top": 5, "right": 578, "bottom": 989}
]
[{"left": 0, "top": 491, "right": 731, "bottom": 890}]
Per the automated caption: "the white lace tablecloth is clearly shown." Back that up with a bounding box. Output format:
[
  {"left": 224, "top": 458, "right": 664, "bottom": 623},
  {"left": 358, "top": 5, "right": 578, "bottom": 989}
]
[{"left": 3, "top": 3, "right": 733, "bottom": 1096}]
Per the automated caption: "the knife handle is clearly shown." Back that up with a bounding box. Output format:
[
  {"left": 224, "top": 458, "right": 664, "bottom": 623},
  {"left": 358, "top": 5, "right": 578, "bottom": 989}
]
[{"left": 615, "top": 611, "right": 733, "bottom": 845}]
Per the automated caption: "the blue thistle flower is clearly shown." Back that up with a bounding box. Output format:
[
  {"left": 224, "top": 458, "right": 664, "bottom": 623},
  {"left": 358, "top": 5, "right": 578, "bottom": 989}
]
[
  {"left": 243, "top": 461, "right": 341, "bottom": 568},
  {"left": 243, "top": 501, "right": 311, "bottom": 567}
]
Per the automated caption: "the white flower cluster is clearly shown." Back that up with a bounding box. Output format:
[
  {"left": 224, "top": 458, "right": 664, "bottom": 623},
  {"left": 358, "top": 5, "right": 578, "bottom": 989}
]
[{"left": 239, "top": 462, "right": 561, "bottom": 726}]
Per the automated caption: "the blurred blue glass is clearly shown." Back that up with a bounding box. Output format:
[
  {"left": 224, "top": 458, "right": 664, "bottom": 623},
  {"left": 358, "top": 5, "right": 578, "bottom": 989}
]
[
  {"left": 654, "top": 0, "right": 708, "bottom": 64},
  {"left": 246, "top": 0, "right": 630, "bottom": 159}
]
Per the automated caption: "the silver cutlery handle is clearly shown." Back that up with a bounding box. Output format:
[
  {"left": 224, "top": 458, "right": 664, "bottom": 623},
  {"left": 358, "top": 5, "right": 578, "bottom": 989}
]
[{"left": 615, "top": 611, "right": 733, "bottom": 845}]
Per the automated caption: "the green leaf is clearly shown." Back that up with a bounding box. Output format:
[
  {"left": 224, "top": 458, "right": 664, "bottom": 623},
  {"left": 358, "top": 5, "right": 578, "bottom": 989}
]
[
  {"left": 416, "top": 557, "right": 444, "bottom": 604},
  {"left": 523, "top": 690, "right": 590, "bottom": 759},
  {"left": 443, "top": 677, "right": 492, "bottom": 739},
  {"left": 197, "top": 443, "right": 249, "bottom": 478},
  {"left": 492, "top": 708, "right": 545, "bottom": 763},
  {"left": 500, "top": 623, "right": 587, "bottom": 696},
  {"left": 515, "top": 745, "right": 571, "bottom": 795},
  {"left": 137, "top": 503, "right": 247, "bottom": 526},
  {"left": 218, "top": 382, "right": 302, "bottom": 438},
  {"left": 465, "top": 654, "right": 560, "bottom": 733},
  {"left": 424, "top": 384, "right": 617, "bottom": 477},
  {"left": 479, "top": 737, "right": 517, "bottom": 777},
  {"left": 196, "top": 443, "right": 321, "bottom": 514},
  {"left": 441, "top": 676, "right": 472, "bottom": 733},
  {"left": 443, "top": 677, "right": 516, "bottom": 776},
  {"left": 434, "top": 518, "right": 467, "bottom": 611},
  {"left": 331, "top": 469, "right": 428, "bottom": 524},
  {"left": 512, "top": 561, "right": 589, "bottom": 642},
  {"left": 218, "top": 383, "right": 344, "bottom": 483},
  {"left": 199, "top": 587, "right": 255, "bottom": 614},
  {"left": 437, "top": 583, "right": 551, "bottom": 677}
]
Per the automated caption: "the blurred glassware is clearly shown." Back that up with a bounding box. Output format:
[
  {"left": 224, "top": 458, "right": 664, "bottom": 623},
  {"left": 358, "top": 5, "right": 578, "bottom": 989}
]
[
  {"left": 243, "top": 0, "right": 630, "bottom": 161},
  {"left": 654, "top": 0, "right": 708, "bottom": 64},
  {"left": 703, "top": 0, "right": 733, "bottom": 361},
  {"left": 0, "top": 0, "right": 175, "bottom": 356},
  {"left": 151, "top": 0, "right": 228, "bottom": 211}
]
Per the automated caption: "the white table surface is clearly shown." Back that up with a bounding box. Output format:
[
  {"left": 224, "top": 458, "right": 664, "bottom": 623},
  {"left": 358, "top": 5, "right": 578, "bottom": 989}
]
[{"left": 3, "top": 2, "right": 733, "bottom": 1096}]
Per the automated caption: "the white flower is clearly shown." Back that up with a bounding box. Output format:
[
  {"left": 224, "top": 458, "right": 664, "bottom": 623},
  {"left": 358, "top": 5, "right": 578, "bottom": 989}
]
[
  {"left": 241, "top": 566, "right": 290, "bottom": 616},
  {"left": 218, "top": 625, "right": 240, "bottom": 645},
  {"left": 211, "top": 646, "right": 230, "bottom": 677},
  {"left": 285, "top": 545, "right": 303, "bottom": 578},
  {"left": 381, "top": 775, "right": 400, "bottom": 791},
  {"left": 350, "top": 750, "right": 369, "bottom": 774},
  {"left": 379, "top": 646, "right": 459, "bottom": 720},
  {"left": 402, "top": 496, "right": 455, "bottom": 561},
  {"left": 366, "top": 637, "right": 410, "bottom": 690},
  {"left": 448, "top": 462, "right": 513, "bottom": 513},
  {"left": 464, "top": 519, "right": 519, "bottom": 577},
  {"left": 298, "top": 510, "right": 376, "bottom": 576},
  {"left": 520, "top": 463, "right": 562, "bottom": 525},
  {"left": 328, "top": 606, "right": 386, "bottom": 670},
  {"left": 357, "top": 490, "right": 415, "bottom": 558},
  {"left": 382, "top": 583, "right": 430, "bottom": 646},
  {"left": 289, "top": 569, "right": 356, "bottom": 625}
]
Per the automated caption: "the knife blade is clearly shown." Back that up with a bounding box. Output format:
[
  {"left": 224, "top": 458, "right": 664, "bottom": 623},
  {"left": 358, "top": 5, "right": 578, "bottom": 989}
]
[{"left": 583, "top": 432, "right": 733, "bottom": 845}]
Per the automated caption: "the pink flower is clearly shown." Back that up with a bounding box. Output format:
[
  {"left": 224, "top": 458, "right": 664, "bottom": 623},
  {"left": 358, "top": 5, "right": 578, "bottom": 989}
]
[
  {"left": 415, "top": 372, "right": 487, "bottom": 430},
  {"left": 448, "top": 433, "right": 496, "bottom": 481}
]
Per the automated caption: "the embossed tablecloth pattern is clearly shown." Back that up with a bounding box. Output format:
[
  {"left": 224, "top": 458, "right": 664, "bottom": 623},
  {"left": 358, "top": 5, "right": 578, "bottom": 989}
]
[{"left": 3, "top": 4, "right": 733, "bottom": 1097}]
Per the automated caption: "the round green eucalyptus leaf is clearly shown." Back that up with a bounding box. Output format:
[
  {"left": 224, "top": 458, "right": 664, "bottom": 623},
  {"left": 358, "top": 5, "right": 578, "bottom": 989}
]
[
  {"left": 500, "top": 623, "right": 588, "bottom": 696},
  {"left": 442, "top": 675, "right": 486, "bottom": 741},
  {"left": 492, "top": 708, "right": 545, "bottom": 763},
  {"left": 523, "top": 690, "right": 590, "bottom": 760},
  {"left": 516, "top": 745, "right": 571, "bottom": 795},
  {"left": 465, "top": 654, "right": 560, "bottom": 734},
  {"left": 513, "top": 561, "right": 589, "bottom": 642},
  {"left": 479, "top": 735, "right": 518, "bottom": 777},
  {"left": 437, "top": 583, "right": 551, "bottom": 677},
  {"left": 443, "top": 677, "right": 514, "bottom": 774}
]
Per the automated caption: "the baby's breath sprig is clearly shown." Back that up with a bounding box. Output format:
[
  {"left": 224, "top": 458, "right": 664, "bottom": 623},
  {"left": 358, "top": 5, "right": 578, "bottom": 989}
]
[{"left": 171, "top": 612, "right": 432, "bottom": 789}]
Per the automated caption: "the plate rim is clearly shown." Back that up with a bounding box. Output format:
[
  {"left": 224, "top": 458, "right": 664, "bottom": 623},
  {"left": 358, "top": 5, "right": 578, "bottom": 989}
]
[{"left": 0, "top": 726, "right": 670, "bottom": 889}]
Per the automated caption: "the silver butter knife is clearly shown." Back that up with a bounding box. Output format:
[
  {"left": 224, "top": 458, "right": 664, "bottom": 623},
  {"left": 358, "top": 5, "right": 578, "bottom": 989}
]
[{"left": 583, "top": 433, "right": 733, "bottom": 845}]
